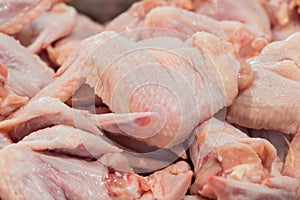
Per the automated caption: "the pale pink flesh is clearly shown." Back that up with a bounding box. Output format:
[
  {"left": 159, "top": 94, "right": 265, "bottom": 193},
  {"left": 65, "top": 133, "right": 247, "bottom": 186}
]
[
  {"left": 189, "top": 118, "right": 282, "bottom": 199},
  {"left": 0, "top": 0, "right": 66, "bottom": 34},
  {"left": 263, "top": 0, "right": 290, "bottom": 27},
  {"left": 140, "top": 161, "right": 193, "bottom": 200},
  {"left": 3, "top": 129, "right": 192, "bottom": 200},
  {"left": 0, "top": 131, "right": 11, "bottom": 149},
  {"left": 16, "top": 3, "right": 77, "bottom": 54},
  {"left": 227, "top": 33, "right": 300, "bottom": 134},
  {"left": 249, "top": 129, "right": 292, "bottom": 161},
  {"left": 83, "top": 32, "right": 195, "bottom": 147},
  {"left": 273, "top": 11, "right": 300, "bottom": 41},
  {"left": 87, "top": 112, "right": 161, "bottom": 139},
  {"left": 34, "top": 31, "right": 240, "bottom": 148},
  {"left": 284, "top": 132, "right": 300, "bottom": 197},
  {"left": 47, "top": 14, "right": 103, "bottom": 66},
  {"left": 0, "top": 97, "right": 100, "bottom": 141},
  {"left": 249, "top": 32, "right": 300, "bottom": 82},
  {"left": 143, "top": 6, "right": 267, "bottom": 57},
  {"left": 100, "top": 150, "right": 179, "bottom": 174},
  {"left": 21, "top": 125, "right": 121, "bottom": 158},
  {"left": 227, "top": 68, "right": 300, "bottom": 135},
  {"left": 183, "top": 195, "right": 209, "bottom": 200},
  {"left": 0, "top": 125, "right": 192, "bottom": 200},
  {"left": 0, "top": 125, "right": 145, "bottom": 200},
  {"left": 104, "top": 0, "right": 194, "bottom": 41},
  {"left": 166, "top": 0, "right": 194, "bottom": 10},
  {"left": 0, "top": 87, "right": 28, "bottom": 118},
  {"left": 263, "top": 0, "right": 300, "bottom": 41},
  {"left": 85, "top": 31, "right": 235, "bottom": 147},
  {"left": 33, "top": 32, "right": 114, "bottom": 102},
  {"left": 0, "top": 63, "right": 28, "bottom": 118},
  {"left": 0, "top": 145, "right": 112, "bottom": 200},
  {"left": 104, "top": 0, "right": 167, "bottom": 40},
  {"left": 208, "top": 176, "right": 298, "bottom": 200},
  {"left": 194, "top": 0, "right": 272, "bottom": 41},
  {"left": 0, "top": 33, "right": 54, "bottom": 98}
]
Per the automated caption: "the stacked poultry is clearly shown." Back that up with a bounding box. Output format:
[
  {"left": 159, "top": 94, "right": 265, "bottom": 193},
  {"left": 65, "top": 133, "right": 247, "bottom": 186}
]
[{"left": 0, "top": 0, "right": 299, "bottom": 199}]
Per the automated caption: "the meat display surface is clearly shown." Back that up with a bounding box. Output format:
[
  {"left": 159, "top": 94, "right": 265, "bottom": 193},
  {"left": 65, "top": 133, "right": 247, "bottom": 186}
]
[{"left": 0, "top": 0, "right": 299, "bottom": 199}]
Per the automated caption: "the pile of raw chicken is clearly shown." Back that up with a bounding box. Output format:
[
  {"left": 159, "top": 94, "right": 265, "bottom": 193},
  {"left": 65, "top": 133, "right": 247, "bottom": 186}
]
[{"left": 0, "top": 0, "right": 300, "bottom": 199}]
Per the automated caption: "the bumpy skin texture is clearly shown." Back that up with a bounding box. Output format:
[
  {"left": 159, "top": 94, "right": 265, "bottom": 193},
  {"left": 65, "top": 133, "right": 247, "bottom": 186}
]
[
  {"left": 227, "top": 68, "right": 300, "bottom": 134},
  {"left": 0, "top": 0, "right": 66, "bottom": 34},
  {"left": 189, "top": 118, "right": 297, "bottom": 199},
  {"left": 227, "top": 33, "right": 300, "bottom": 135},
  {"left": 34, "top": 31, "right": 240, "bottom": 149}
]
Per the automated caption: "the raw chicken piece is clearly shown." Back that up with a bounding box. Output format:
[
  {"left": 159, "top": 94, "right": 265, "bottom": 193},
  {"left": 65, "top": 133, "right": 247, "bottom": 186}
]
[
  {"left": 248, "top": 129, "right": 291, "bottom": 161},
  {"left": 263, "top": 0, "right": 300, "bottom": 40},
  {"left": 0, "top": 87, "right": 28, "bottom": 119},
  {"left": 189, "top": 118, "right": 295, "bottom": 199},
  {"left": 263, "top": 0, "right": 290, "bottom": 26},
  {"left": 249, "top": 32, "right": 300, "bottom": 82},
  {"left": 105, "top": 0, "right": 193, "bottom": 40},
  {"left": 0, "top": 63, "right": 28, "bottom": 119},
  {"left": 227, "top": 68, "right": 300, "bottom": 135},
  {"left": 16, "top": 3, "right": 76, "bottom": 54},
  {"left": 194, "top": 0, "right": 272, "bottom": 42},
  {"left": 32, "top": 32, "right": 108, "bottom": 102},
  {"left": 47, "top": 14, "right": 103, "bottom": 66},
  {"left": 0, "top": 0, "right": 66, "bottom": 34},
  {"left": 0, "top": 97, "right": 101, "bottom": 141},
  {"left": 87, "top": 112, "right": 161, "bottom": 139},
  {"left": 166, "top": 0, "right": 193, "bottom": 10},
  {"left": 100, "top": 149, "right": 180, "bottom": 173},
  {"left": 139, "top": 161, "right": 193, "bottom": 200},
  {"left": 0, "top": 124, "right": 138, "bottom": 200},
  {"left": 0, "top": 145, "right": 114, "bottom": 200},
  {"left": 0, "top": 132, "right": 192, "bottom": 200},
  {"left": 143, "top": 6, "right": 268, "bottom": 57},
  {"left": 0, "top": 33, "right": 54, "bottom": 98},
  {"left": 104, "top": 0, "right": 166, "bottom": 40},
  {"left": 136, "top": 36, "right": 184, "bottom": 49},
  {"left": 284, "top": 132, "right": 300, "bottom": 197},
  {"left": 227, "top": 33, "right": 300, "bottom": 134},
  {"left": 272, "top": 12, "right": 300, "bottom": 41},
  {"left": 183, "top": 195, "right": 209, "bottom": 200},
  {"left": 34, "top": 31, "right": 241, "bottom": 149},
  {"left": 209, "top": 176, "right": 298, "bottom": 200},
  {"left": 21, "top": 125, "right": 121, "bottom": 158},
  {"left": 104, "top": 161, "right": 192, "bottom": 200},
  {"left": 0, "top": 131, "right": 11, "bottom": 149}
]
